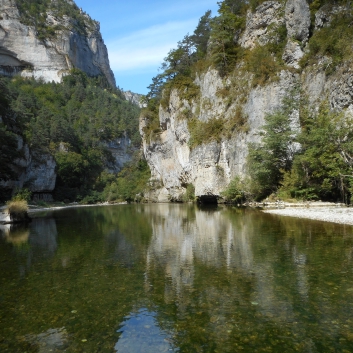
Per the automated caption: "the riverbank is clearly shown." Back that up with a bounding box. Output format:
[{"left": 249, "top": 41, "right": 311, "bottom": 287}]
[
  {"left": 0, "top": 202, "right": 127, "bottom": 223},
  {"left": 263, "top": 203, "right": 353, "bottom": 226}
]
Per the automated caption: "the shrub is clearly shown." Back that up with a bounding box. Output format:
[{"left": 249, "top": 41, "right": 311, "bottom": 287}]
[
  {"left": 221, "top": 177, "right": 246, "bottom": 203},
  {"left": 183, "top": 184, "right": 196, "bottom": 202},
  {"left": 6, "top": 200, "right": 29, "bottom": 216},
  {"left": 12, "top": 188, "right": 32, "bottom": 202},
  {"left": 188, "top": 117, "right": 224, "bottom": 148},
  {"left": 300, "top": 12, "right": 353, "bottom": 74}
]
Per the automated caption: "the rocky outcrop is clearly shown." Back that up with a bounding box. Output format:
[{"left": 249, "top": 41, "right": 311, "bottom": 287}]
[
  {"left": 104, "top": 134, "right": 134, "bottom": 172},
  {"left": 0, "top": 0, "right": 115, "bottom": 87},
  {"left": 285, "top": 0, "right": 310, "bottom": 43},
  {"left": 123, "top": 90, "right": 146, "bottom": 108},
  {"left": 315, "top": 5, "right": 345, "bottom": 30},
  {"left": 141, "top": 69, "right": 298, "bottom": 201},
  {"left": 141, "top": 1, "right": 353, "bottom": 202},
  {"left": 282, "top": 39, "right": 304, "bottom": 69},
  {"left": 0, "top": 136, "right": 57, "bottom": 199},
  {"left": 240, "top": 1, "right": 284, "bottom": 49}
]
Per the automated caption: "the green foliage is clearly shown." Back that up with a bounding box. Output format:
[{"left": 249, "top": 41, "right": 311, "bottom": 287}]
[
  {"left": 188, "top": 117, "right": 224, "bottom": 148},
  {"left": 243, "top": 24, "right": 287, "bottom": 87},
  {"left": 103, "top": 158, "right": 151, "bottom": 203},
  {"left": 210, "top": 3, "right": 246, "bottom": 76},
  {"left": 301, "top": 10, "right": 353, "bottom": 74},
  {"left": 188, "top": 106, "right": 248, "bottom": 148},
  {"left": 249, "top": 92, "right": 353, "bottom": 203},
  {"left": 11, "top": 188, "right": 32, "bottom": 202},
  {"left": 0, "top": 124, "right": 20, "bottom": 183},
  {"left": 247, "top": 90, "right": 299, "bottom": 199},
  {"left": 0, "top": 71, "right": 141, "bottom": 202},
  {"left": 221, "top": 176, "right": 246, "bottom": 203},
  {"left": 15, "top": 0, "right": 96, "bottom": 41},
  {"left": 183, "top": 184, "right": 196, "bottom": 202},
  {"left": 141, "top": 108, "right": 161, "bottom": 143},
  {"left": 145, "top": 10, "right": 213, "bottom": 111},
  {"left": 281, "top": 104, "right": 353, "bottom": 202},
  {"left": 190, "top": 10, "right": 213, "bottom": 58}
]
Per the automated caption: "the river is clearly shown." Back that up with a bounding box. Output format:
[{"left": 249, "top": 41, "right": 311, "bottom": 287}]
[{"left": 1, "top": 204, "right": 353, "bottom": 352}]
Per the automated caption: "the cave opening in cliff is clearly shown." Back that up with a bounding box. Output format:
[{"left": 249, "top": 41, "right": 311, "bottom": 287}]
[{"left": 197, "top": 195, "right": 218, "bottom": 204}]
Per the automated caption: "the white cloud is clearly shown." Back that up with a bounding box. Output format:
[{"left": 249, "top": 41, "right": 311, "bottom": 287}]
[{"left": 107, "top": 19, "right": 198, "bottom": 72}]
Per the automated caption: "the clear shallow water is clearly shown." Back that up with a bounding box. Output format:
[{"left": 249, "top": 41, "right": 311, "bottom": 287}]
[{"left": 1, "top": 204, "right": 353, "bottom": 352}]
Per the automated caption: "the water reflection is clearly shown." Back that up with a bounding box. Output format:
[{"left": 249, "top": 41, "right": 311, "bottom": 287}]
[
  {"left": 29, "top": 217, "right": 58, "bottom": 257},
  {"left": 115, "top": 308, "right": 177, "bottom": 353},
  {"left": 142, "top": 204, "right": 353, "bottom": 351},
  {"left": 1, "top": 204, "right": 353, "bottom": 352},
  {"left": 25, "top": 327, "right": 68, "bottom": 353},
  {"left": 0, "top": 223, "right": 29, "bottom": 245}
]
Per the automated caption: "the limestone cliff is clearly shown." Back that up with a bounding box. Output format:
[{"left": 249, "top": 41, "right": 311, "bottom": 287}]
[
  {"left": 1, "top": 135, "right": 57, "bottom": 201},
  {"left": 0, "top": 0, "right": 115, "bottom": 87},
  {"left": 140, "top": 0, "right": 353, "bottom": 202},
  {"left": 123, "top": 90, "right": 146, "bottom": 109}
]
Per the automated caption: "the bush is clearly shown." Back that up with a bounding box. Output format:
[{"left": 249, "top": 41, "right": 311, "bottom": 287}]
[
  {"left": 6, "top": 200, "right": 28, "bottom": 214},
  {"left": 11, "top": 188, "right": 32, "bottom": 202},
  {"left": 221, "top": 177, "right": 246, "bottom": 203},
  {"left": 183, "top": 184, "right": 196, "bottom": 202},
  {"left": 300, "top": 12, "right": 353, "bottom": 74}
]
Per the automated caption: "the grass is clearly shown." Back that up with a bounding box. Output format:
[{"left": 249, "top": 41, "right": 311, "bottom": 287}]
[
  {"left": 6, "top": 200, "right": 30, "bottom": 222},
  {"left": 6, "top": 200, "right": 29, "bottom": 214}
]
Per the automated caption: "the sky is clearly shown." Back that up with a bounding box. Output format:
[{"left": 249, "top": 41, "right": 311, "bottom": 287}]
[{"left": 74, "top": 0, "right": 220, "bottom": 94}]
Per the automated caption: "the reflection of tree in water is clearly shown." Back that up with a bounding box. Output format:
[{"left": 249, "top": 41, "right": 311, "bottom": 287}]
[
  {"left": 1, "top": 205, "right": 353, "bottom": 352},
  {"left": 0, "top": 218, "right": 58, "bottom": 278},
  {"left": 0, "top": 205, "right": 154, "bottom": 353}
]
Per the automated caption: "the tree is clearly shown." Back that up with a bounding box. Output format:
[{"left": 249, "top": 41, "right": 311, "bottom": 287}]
[
  {"left": 288, "top": 105, "right": 353, "bottom": 202},
  {"left": 247, "top": 89, "right": 300, "bottom": 199},
  {"left": 210, "top": 3, "right": 245, "bottom": 75},
  {"left": 190, "top": 10, "right": 213, "bottom": 58}
]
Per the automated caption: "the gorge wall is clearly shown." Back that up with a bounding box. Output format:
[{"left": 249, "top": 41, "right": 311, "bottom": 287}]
[
  {"left": 0, "top": 0, "right": 139, "bottom": 200},
  {"left": 0, "top": 0, "right": 115, "bottom": 87},
  {"left": 140, "top": 0, "right": 353, "bottom": 202}
]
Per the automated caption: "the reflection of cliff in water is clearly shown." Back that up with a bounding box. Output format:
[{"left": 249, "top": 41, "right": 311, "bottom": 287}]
[
  {"left": 143, "top": 204, "right": 319, "bottom": 328},
  {"left": 29, "top": 217, "right": 58, "bottom": 257},
  {"left": 145, "top": 204, "right": 255, "bottom": 289}
]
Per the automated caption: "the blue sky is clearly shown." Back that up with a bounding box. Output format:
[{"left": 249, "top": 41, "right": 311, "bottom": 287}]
[{"left": 74, "top": 0, "right": 219, "bottom": 94}]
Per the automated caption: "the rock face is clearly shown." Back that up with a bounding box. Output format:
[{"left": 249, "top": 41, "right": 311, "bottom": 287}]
[
  {"left": 240, "top": 1, "right": 284, "bottom": 49},
  {"left": 104, "top": 134, "right": 134, "bottom": 172},
  {"left": 285, "top": 0, "right": 311, "bottom": 43},
  {"left": 141, "top": 69, "right": 298, "bottom": 201},
  {"left": 0, "top": 136, "right": 57, "bottom": 199},
  {"left": 0, "top": 0, "right": 115, "bottom": 87},
  {"left": 140, "top": 1, "right": 353, "bottom": 202},
  {"left": 123, "top": 90, "right": 146, "bottom": 108}
]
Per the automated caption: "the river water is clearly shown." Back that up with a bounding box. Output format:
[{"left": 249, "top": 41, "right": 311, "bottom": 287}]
[{"left": 1, "top": 204, "right": 353, "bottom": 352}]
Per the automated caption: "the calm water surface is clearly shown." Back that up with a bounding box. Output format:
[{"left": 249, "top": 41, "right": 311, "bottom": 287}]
[{"left": 1, "top": 204, "right": 353, "bottom": 352}]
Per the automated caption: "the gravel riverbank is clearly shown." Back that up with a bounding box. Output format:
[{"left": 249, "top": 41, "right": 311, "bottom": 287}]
[{"left": 263, "top": 206, "right": 353, "bottom": 226}]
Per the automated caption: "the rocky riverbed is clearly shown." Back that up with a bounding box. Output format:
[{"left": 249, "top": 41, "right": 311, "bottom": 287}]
[{"left": 263, "top": 205, "right": 353, "bottom": 225}]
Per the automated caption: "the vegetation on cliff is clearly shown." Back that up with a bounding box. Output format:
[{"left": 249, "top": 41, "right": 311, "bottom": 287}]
[
  {"left": 15, "top": 0, "right": 97, "bottom": 41},
  {"left": 142, "top": 0, "right": 353, "bottom": 204},
  {"left": 0, "top": 70, "right": 142, "bottom": 203}
]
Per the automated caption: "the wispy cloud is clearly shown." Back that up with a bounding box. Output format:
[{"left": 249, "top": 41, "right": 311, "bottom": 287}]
[{"left": 107, "top": 19, "right": 198, "bottom": 72}]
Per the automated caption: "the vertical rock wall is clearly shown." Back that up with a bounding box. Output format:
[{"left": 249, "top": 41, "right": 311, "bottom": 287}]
[
  {"left": 0, "top": 0, "right": 115, "bottom": 87},
  {"left": 141, "top": 0, "right": 353, "bottom": 201}
]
